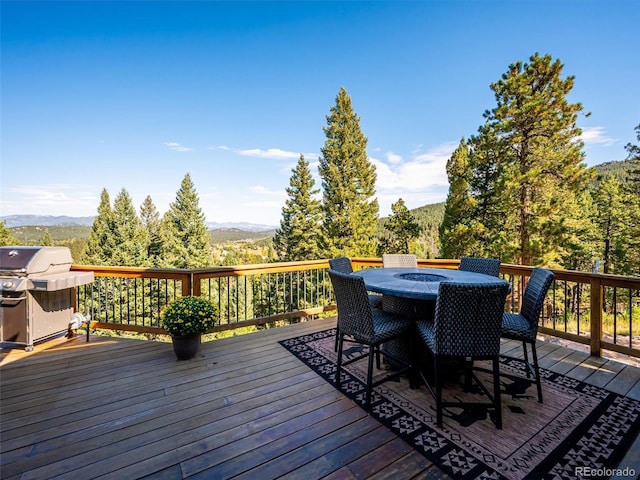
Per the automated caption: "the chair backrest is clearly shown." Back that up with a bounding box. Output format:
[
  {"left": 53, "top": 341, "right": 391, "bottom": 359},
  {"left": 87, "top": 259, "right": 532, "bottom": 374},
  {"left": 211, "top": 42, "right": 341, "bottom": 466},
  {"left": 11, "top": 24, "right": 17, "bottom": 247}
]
[
  {"left": 329, "top": 256, "right": 354, "bottom": 274},
  {"left": 458, "top": 256, "right": 501, "bottom": 277},
  {"left": 433, "top": 281, "right": 509, "bottom": 357},
  {"left": 382, "top": 254, "right": 418, "bottom": 268},
  {"left": 328, "top": 269, "right": 375, "bottom": 340},
  {"left": 520, "top": 267, "right": 555, "bottom": 327}
]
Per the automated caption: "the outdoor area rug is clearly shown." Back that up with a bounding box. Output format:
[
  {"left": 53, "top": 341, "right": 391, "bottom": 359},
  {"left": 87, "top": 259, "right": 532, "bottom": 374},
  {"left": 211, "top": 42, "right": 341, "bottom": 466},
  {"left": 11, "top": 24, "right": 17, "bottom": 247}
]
[{"left": 279, "top": 328, "right": 640, "bottom": 480}]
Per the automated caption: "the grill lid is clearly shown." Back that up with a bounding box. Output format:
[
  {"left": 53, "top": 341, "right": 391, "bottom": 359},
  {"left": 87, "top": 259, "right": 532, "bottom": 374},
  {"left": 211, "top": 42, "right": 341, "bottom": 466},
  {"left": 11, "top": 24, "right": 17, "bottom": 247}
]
[{"left": 0, "top": 246, "right": 73, "bottom": 276}]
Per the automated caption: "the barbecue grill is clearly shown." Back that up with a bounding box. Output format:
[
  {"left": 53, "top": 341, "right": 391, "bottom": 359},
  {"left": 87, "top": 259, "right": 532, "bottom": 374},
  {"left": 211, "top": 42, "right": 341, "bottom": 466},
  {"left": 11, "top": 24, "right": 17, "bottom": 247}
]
[{"left": 0, "top": 246, "right": 94, "bottom": 351}]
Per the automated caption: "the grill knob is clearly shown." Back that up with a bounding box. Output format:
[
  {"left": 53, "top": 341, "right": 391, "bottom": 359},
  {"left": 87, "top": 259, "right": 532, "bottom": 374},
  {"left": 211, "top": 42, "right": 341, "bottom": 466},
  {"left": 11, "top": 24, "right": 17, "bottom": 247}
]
[{"left": 2, "top": 281, "right": 15, "bottom": 289}]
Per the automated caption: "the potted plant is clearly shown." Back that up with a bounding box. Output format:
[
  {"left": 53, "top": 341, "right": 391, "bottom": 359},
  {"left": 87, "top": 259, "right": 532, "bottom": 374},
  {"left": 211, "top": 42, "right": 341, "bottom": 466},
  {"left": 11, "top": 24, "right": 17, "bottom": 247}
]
[{"left": 161, "top": 296, "right": 218, "bottom": 360}]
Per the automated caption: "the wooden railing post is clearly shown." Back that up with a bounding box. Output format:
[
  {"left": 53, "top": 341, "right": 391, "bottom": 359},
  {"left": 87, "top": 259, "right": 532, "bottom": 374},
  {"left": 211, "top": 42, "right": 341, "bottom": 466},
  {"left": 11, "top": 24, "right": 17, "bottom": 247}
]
[{"left": 590, "top": 276, "right": 603, "bottom": 357}]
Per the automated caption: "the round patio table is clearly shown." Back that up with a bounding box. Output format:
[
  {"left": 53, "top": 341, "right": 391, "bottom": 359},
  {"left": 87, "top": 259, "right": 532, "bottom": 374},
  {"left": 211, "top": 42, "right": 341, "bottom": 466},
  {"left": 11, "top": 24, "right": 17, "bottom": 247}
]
[
  {"left": 352, "top": 267, "right": 509, "bottom": 302},
  {"left": 352, "top": 267, "right": 510, "bottom": 369}
]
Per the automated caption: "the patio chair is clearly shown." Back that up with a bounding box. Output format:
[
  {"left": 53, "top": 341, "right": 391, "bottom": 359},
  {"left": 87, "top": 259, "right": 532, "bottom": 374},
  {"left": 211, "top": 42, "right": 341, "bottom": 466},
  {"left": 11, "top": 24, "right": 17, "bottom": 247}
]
[
  {"left": 382, "top": 253, "right": 418, "bottom": 268},
  {"left": 416, "top": 281, "right": 510, "bottom": 429},
  {"left": 328, "top": 269, "right": 414, "bottom": 410},
  {"left": 329, "top": 257, "right": 382, "bottom": 350},
  {"left": 501, "top": 267, "right": 555, "bottom": 403},
  {"left": 458, "top": 256, "right": 501, "bottom": 277}
]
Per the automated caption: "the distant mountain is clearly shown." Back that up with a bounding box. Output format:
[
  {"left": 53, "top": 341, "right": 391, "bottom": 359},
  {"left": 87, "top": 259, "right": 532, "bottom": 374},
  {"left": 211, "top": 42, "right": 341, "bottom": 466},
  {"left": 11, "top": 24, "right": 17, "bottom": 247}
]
[
  {"left": 1, "top": 215, "right": 95, "bottom": 227},
  {"left": 1, "top": 215, "right": 278, "bottom": 232},
  {"left": 207, "top": 221, "right": 277, "bottom": 232}
]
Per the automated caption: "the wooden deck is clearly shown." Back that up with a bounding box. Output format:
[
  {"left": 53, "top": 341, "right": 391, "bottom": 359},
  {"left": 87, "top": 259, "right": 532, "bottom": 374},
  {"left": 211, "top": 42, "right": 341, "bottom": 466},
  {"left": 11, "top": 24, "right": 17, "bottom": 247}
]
[{"left": 1, "top": 317, "right": 639, "bottom": 480}]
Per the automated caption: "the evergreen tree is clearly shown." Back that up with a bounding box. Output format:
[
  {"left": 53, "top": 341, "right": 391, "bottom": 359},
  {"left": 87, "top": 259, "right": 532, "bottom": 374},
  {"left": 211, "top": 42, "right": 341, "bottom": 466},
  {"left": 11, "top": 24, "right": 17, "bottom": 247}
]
[
  {"left": 592, "top": 176, "right": 628, "bottom": 274},
  {"left": 273, "top": 155, "right": 323, "bottom": 261},
  {"left": 140, "top": 195, "right": 163, "bottom": 267},
  {"left": 470, "top": 53, "right": 590, "bottom": 266},
  {"left": 0, "top": 221, "right": 19, "bottom": 247},
  {"left": 439, "top": 138, "right": 477, "bottom": 258},
  {"left": 319, "top": 87, "right": 379, "bottom": 257},
  {"left": 111, "top": 188, "right": 148, "bottom": 267},
  {"left": 82, "top": 188, "right": 116, "bottom": 265},
  {"left": 160, "top": 173, "right": 212, "bottom": 268},
  {"left": 623, "top": 123, "right": 640, "bottom": 274},
  {"left": 378, "top": 198, "right": 422, "bottom": 255},
  {"left": 41, "top": 230, "right": 54, "bottom": 246}
]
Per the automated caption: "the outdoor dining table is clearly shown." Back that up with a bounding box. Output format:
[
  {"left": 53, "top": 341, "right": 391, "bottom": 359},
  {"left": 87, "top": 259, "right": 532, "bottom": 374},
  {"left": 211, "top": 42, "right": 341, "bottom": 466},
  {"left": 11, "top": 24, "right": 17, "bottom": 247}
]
[
  {"left": 352, "top": 267, "right": 511, "bottom": 368},
  {"left": 352, "top": 267, "right": 509, "bottom": 302}
]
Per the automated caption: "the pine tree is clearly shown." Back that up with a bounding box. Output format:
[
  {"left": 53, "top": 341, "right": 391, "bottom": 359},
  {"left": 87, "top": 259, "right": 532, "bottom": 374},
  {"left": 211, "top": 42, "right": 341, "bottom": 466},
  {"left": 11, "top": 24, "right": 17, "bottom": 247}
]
[
  {"left": 111, "top": 188, "right": 148, "bottom": 267},
  {"left": 592, "top": 176, "right": 628, "bottom": 274},
  {"left": 41, "top": 230, "right": 54, "bottom": 246},
  {"left": 623, "top": 123, "right": 640, "bottom": 274},
  {"left": 439, "top": 138, "right": 478, "bottom": 258},
  {"left": 319, "top": 87, "right": 379, "bottom": 257},
  {"left": 160, "top": 173, "right": 212, "bottom": 268},
  {"left": 82, "top": 188, "right": 116, "bottom": 265},
  {"left": 0, "top": 221, "right": 19, "bottom": 247},
  {"left": 140, "top": 195, "right": 163, "bottom": 267},
  {"left": 273, "top": 155, "right": 323, "bottom": 261},
  {"left": 378, "top": 198, "right": 422, "bottom": 254},
  {"left": 470, "top": 53, "right": 590, "bottom": 266}
]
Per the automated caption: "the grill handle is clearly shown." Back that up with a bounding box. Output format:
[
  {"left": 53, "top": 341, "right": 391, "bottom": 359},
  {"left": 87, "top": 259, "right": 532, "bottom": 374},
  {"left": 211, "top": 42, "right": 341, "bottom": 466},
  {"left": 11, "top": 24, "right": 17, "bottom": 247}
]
[{"left": 0, "top": 293, "right": 27, "bottom": 306}]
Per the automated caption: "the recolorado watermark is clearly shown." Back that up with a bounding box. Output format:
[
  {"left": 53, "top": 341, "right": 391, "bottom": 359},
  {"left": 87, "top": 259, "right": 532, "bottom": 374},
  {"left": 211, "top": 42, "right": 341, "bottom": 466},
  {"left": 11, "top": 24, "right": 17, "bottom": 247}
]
[{"left": 575, "top": 466, "right": 636, "bottom": 478}]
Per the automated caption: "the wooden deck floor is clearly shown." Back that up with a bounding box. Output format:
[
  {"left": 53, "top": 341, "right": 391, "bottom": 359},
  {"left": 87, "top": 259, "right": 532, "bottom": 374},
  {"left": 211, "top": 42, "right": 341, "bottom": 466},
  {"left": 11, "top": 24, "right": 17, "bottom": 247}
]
[{"left": 1, "top": 317, "right": 639, "bottom": 480}]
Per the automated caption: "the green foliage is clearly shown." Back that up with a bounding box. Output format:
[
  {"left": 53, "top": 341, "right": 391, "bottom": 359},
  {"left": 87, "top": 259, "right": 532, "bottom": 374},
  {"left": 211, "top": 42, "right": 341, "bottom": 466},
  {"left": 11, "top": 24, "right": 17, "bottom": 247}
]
[
  {"left": 0, "top": 220, "right": 20, "bottom": 246},
  {"left": 210, "top": 229, "right": 275, "bottom": 243},
  {"left": 377, "top": 198, "right": 422, "bottom": 255},
  {"left": 41, "top": 230, "right": 54, "bottom": 246},
  {"left": 442, "top": 53, "right": 592, "bottom": 267},
  {"left": 159, "top": 173, "right": 213, "bottom": 268},
  {"left": 591, "top": 176, "right": 628, "bottom": 274},
  {"left": 111, "top": 189, "right": 149, "bottom": 267},
  {"left": 8, "top": 225, "right": 91, "bottom": 244},
  {"left": 161, "top": 296, "right": 219, "bottom": 335},
  {"left": 273, "top": 155, "right": 323, "bottom": 261},
  {"left": 439, "top": 138, "right": 477, "bottom": 258},
  {"left": 82, "top": 189, "right": 117, "bottom": 265},
  {"left": 140, "top": 195, "right": 163, "bottom": 267},
  {"left": 622, "top": 124, "right": 640, "bottom": 274},
  {"left": 319, "top": 87, "right": 379, "bottom": 257}
]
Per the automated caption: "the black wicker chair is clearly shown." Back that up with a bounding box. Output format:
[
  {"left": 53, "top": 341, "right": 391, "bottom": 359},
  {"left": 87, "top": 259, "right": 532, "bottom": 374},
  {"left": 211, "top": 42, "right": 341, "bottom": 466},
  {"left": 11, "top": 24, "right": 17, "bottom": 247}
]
[
  {"left": 416, "top": 281, "right": 510, "bottom": 429},
  {"left": 458, "top": 256, "right": 501, "bottom": 277},
  {"left": 382, "top": 254, "right": 418, "bottom": 268},
  {"left": 329, "top": 257, "right": 382, "bottom": 350},
  {"left": 328, "top": 269, "right": 414, "bottom": 410},
  {"left": 501, "top": 267, "right": 555, "bottom": 403}
]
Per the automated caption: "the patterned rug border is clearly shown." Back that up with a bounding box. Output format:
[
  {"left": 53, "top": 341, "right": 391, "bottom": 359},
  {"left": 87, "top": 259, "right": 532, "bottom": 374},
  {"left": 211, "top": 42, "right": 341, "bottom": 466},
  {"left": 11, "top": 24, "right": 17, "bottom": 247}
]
[{"left": 279, "top": 328, "right": 640, "bottom": 480}]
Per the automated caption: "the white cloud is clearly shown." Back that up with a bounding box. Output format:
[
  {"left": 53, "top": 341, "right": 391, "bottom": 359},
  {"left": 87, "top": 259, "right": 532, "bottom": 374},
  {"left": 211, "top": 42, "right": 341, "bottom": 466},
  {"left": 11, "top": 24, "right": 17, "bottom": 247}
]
[
  {"left": 249, "top": 185, "right": 286, "bottom": 197},
  {"left": 372, "top": 141, "right": 457, "bottom": 193},
  {"left": 2, "top": 185, "right": 97, "bottom": 216},
  {"left": 386, "top": 151, "right": 403, "bottom": 164},
  {"left": 164, "top": 142, "right": 194, "bottom": 152},
  {"left": 237, "top": 148, "right": 300, "bottom": 159},
  {"left": 581, "top": 127, "right": 616, "bottom": 146},
  {"left": 208, "top": 145, "right": 230, "bottom": 151}
]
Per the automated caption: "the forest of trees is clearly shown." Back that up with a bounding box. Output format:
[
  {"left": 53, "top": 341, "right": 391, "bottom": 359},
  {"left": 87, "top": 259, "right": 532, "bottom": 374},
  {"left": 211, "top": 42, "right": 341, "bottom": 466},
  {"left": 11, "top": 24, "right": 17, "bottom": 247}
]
[{"left": 1, "top": 56, "right": 639, "bottom": 275}]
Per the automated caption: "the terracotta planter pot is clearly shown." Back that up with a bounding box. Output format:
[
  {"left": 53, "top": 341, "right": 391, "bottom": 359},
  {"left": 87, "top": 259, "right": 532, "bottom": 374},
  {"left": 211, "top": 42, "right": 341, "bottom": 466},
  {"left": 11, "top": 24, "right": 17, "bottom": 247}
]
[{"left": 171, "top": 334, "right": 201, "bottom": 360}]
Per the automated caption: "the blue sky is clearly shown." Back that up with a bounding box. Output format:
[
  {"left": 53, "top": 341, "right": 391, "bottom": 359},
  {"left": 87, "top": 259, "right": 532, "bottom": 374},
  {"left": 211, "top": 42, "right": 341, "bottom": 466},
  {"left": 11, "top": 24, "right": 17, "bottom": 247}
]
[{"left": 2, "top": 1, "right": 638, "bottom": 226}]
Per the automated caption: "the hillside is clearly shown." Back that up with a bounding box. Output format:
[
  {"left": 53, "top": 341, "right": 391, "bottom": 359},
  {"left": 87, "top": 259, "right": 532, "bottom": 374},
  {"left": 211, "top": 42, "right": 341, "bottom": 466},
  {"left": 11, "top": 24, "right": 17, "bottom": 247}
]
[
  {"left": 210, "top": 228, "right": 275, "bottom": 243},
  {"left": 592, "top": 159, "right": 637, "bottom": 185},
  {"left": 9, "top": 225, "right": 92, "bottom": 244}
]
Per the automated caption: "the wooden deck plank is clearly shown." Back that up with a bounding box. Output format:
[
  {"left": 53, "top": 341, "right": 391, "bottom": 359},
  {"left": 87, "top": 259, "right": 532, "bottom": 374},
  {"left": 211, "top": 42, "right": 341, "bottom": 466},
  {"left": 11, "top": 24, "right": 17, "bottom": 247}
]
[
  {"left": 1, "top": 316, "right": 638, "bottom": 480},
  {"left": 545, "top": 349, "right": 591, "bottom": 375},
  {"left": 320, "top": 436, "right": 417, "bottom": 480},
  {"left": 605, "top": 365, "right": 640, "bottom": 397},
  {"left": 228, "top": 416, "right": 384, "bottom": 479},
  {"left": 582, "top": 358, "right": 626, "bottom": 388}
]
